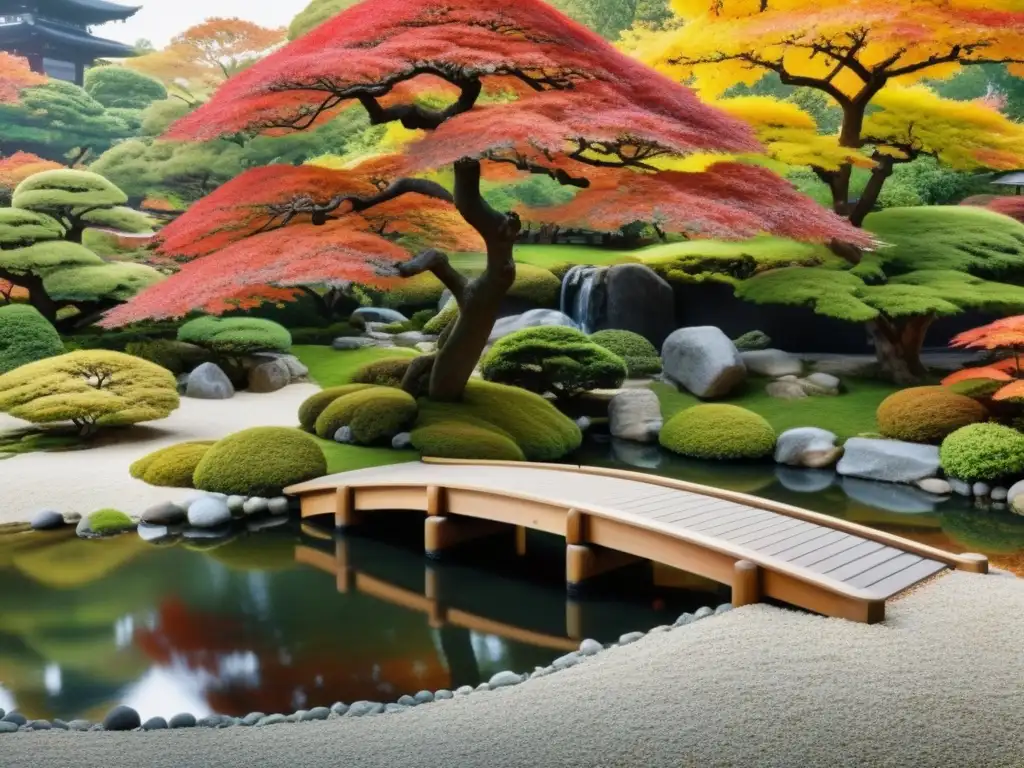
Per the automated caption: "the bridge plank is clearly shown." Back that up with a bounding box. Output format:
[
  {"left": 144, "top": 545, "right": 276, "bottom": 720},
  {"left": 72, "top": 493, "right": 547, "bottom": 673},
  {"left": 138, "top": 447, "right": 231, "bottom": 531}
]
[
  {"left": 861, "top": 559, "right": 948, "bottom": 598},
  {"left": 726, "top": 518, "right": 815, "bottom": 548},
  {"left": 846, "top": 553, "right": 924, "bottom": 589},
  {"left": 824, "top": 546, "right": 908, "bottom": 582},
  {"left": 788, "top": 536, "right": 877, "bottom": 569}
]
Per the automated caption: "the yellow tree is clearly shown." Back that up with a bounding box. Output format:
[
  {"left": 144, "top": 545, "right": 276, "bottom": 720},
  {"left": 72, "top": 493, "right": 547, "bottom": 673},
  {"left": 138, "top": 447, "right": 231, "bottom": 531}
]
[{"left": 636, "top": 1, "right": 1024, "bottom": 230}]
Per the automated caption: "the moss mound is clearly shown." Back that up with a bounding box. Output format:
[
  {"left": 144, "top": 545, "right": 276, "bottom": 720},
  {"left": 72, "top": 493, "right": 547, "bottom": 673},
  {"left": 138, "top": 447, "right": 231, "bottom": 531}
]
[
  {"left": 411, "top": 421, "right": 526, "bottom": 461},
  {"left": 416, "top": 380, "right": 582, "bottom": 461},
  {"left": 508, "top": 264, "right": 561, "bottom": 306},
  {"left": 314, "top": 386, "right": 418, "bottom": 443},
  {"left": 129, "top": 441, "right": 215, "bottom": 488},
  {"left": 877, "top": 386, "right": 989, "bottom": 444},
  {"left": 297, "top": 384, "right": 374, "bottom": 432},
  {"left": 351, "top": 356, "right": 414, "bottom": 388},
  {"left": 423, "top": 300, "right": 457, "bottom": 335},
  {"left": 177, "top": 316, "right": 291, "bottom": 355},
  {"left": 87, "top": 508, "right": 135, "bottom": 535},
  {"left": 193, "top": 427, "right": 327, "bottom": 496},
  {"left": 0, "top": 305, "right": 63, "bottom": 374},
  {"left": 939, "top": 423, "right": 1024, "bottom": 482},
  {"left": 660, "top": 404, "right": 776, "bottom": 460},
  {"left": 589, "top": 329, "right": 661, "bottom": 377}
]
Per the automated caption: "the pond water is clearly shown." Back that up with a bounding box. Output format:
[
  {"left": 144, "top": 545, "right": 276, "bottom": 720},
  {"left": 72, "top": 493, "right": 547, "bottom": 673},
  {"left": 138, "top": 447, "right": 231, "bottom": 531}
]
[
  {"left": 575, "top": 436, "right": 1024, "bottom": 576},
  {"left": 0, "top": 514, "right": 722, "bottom": 723}
]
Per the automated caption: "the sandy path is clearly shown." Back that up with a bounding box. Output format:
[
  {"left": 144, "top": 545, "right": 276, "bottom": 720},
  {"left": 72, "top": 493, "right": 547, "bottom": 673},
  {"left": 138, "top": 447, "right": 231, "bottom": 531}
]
[
  {"left": 4, "top": 571, "right": 1022, "bottom": 768},
  {"left": 0, "top": 384, "right": 319, "bottom": 524}
]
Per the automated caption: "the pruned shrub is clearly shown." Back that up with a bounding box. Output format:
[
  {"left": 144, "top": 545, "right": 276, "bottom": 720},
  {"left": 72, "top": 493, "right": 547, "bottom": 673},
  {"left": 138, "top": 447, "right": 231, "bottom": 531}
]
[
  {"left": 508, "top": 264, "right": 561, "bottom": 307},
  {"left": 177, "top": 316, "right": 291, "bottom": 356},
  {"left": 876, "top": 386, "right": 989, "bottom": 444},
  {"left": 411, "top": 421, "right": 526, "bottom": 461},
  {"left": 351, "top": 356, "right": 414, "bottom": 388},
  {"left": 0, "top": 349, "right": 179, "bottom": 434},
  {"left": 297, "top": 384, "right": 375, "bottom": 432},
  {"left": 0, "top": 304, "right": 63, "bottom": 374},
  {"left": 124, "top": 339, "right": 210, "bottom": 375},
  {"left": 939, "top": 423, "right": 1024, "bottom": 482},
  {"left": 130, "top": 441, "right": 215, "bottom": 488},
  {"left": 314, "top": 386, "right": 418, "bottom": 443},
  {"left": 659, "top": 404, "right": 776, "bottom": 460},
  {"left": 589, "top": 329, "right": 661, "bottom": 377},
  {"left": 481, "top": 325, "right": 627, "bottom": 398},
  {"left": 193, "top": 426, "right": 327, "bottom": 496}
]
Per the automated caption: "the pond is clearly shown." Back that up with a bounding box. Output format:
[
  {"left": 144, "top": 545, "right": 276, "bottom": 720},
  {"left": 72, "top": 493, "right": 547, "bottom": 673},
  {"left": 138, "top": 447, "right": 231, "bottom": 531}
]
[
  {"left": 0, "top": 514, "right": 722, "bottom": 723},
  {"left": 575, "top": 436, "right": 1024, "bottom": 576}
]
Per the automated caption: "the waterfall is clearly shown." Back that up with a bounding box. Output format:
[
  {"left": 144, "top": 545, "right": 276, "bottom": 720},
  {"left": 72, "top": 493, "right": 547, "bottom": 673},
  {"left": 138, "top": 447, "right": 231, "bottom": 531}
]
[{"left": 560, "top": 265, "right": 604, "bottom": 333}]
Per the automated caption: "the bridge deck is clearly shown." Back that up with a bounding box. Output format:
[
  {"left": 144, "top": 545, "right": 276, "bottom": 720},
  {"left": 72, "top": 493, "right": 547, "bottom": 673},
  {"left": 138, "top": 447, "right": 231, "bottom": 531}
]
[{"left": 287, "top": 459, "right": 988, "bottom": 624}]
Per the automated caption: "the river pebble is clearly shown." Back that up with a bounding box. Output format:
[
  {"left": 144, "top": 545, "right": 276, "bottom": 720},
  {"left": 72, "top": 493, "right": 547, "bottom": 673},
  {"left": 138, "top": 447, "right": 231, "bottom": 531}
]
[
  {"left": 142, "top": 717, "right": 167, "bottom": 731},
  {"left": 257, "top": 714, "right": 287, "bottom": 727},
  {"left": 169, "top": 713, "right": 196, "bottom": 729},
  {"left": 619, "top": 631, "right": 645, "bottom": 645},
  {"left": 578, "top": 638, "right": 603, "bottom": 656},
  {"left": 103, "top": 706, "right": 140, "bottom": 731},
  {"left": 299, "top": 707, "right": 330, "bottom": 722},
  {"left": 413, "top": 690, "right": 434, "bottom": 704}
]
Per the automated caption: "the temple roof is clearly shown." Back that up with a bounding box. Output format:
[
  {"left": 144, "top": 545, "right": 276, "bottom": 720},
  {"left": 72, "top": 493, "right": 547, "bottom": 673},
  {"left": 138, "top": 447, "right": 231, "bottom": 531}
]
[
  {"left": 0, "top": 17, "right": 138, "bottom": 57},
  {"left": 0, "top": 0, "right": 140, "bottom": 24}
]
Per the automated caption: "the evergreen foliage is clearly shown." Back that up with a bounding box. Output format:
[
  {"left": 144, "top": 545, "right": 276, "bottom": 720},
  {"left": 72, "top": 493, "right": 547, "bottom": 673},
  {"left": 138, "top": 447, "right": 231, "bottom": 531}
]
[
  {"left": 589, "top": 329, "right": 661, "bottom": 377},
  {"left": 193, "top": 426, "right": 327, "bottom": 496},
  {"left": 0, "top": 304, "right": 63, "bottom": 373},
  {"left": 84, "top": 67, "right": 168, "bottom": 110},
  {"left": 659, "top": 404, "right": 776, "bottom": 460},
  {"left": 314, "top": 386, "right": 418, "bottom": 443},
  {"left": 940, "top": 423, "right": 1024, "bottom": 482},
  {"left": 177, "top": 316, "right": 292, "bottom": 355}
]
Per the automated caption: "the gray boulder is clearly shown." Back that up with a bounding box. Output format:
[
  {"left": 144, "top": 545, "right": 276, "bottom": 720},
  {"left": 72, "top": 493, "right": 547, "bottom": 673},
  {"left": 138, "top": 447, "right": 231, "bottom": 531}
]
[
  {"left": 1007, "top": 479, "right": 1024, "bottom": 503},
  {"left": 765, "top": 380, "right": 807, "bottom": 400},
  {"left": 248, "top": 360, "right": 290, "bottom": 393},
  {"left": 488, "top": 309, "right": 577, "bottom": 343},
  {"left": 916, "top": 478, "right": 952, "bottom": 496},
  {"left": 332, "top": 337, "right": 376, "bottom": 350},
  {"left": 252, "top": 352, "right": 308, "bottom": 380},
  {"left": 187, "top": 497, "right": 232, "bottom": 528},
  {"left": 741, "top": 349, "right": 803, "bottom": 378},
  {"left": 141, "top": 501, "right": 187, "bottom": 526},
  {"left": 351, "top": 307, "right": 407, "bottom": 325},
  {"left": 775, "top": 427, "right": 842, "bottom": 468},
  {"left": 661, "top": 326, "right": 746, "bottom": 398},
  {"left": 392, "top": 432, "right": 412, "bottom": 450},
  {"left": 185, "top": 362, "right": 234, "bottom": 399},
  {"left": 30, "top": 509, "right": 64, "bottom": 531},
  {"left": 799, "top": 372, "right": 841, "bottom": 395},
  {"left": 602, "top": 264, "right": 675, "bottom": 348},
  {"left": 608, "top": 389, "right": 663, "bottom": 443},
  {"left": 836, "top": 438, "right": 940, "bottom": 484},
  {"left": 610, "top": 438, "right": 663, "bottom": 469},
  {"left": 334, "top": 426, "right": 354, "bottom": 444}
]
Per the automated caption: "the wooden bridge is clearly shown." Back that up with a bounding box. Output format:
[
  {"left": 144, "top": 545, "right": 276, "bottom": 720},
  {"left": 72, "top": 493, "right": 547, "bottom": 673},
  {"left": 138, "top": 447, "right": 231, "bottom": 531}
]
[{"left": 286, "top": 459, "right": 989, "bottom": 624}]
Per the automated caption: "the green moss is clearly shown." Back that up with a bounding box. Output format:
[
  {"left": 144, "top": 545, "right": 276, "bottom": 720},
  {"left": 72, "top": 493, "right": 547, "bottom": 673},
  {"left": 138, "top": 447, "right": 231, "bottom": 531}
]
[
  {"left": 732, "top": 330, "right": 771, "bottom": 351},
  {"left": 87, "top": 508, "right": 135, "bottom": 535},
  {"left": 317, "top": 438, "right": 415, "bottom": 474},
  {"left": 659, "top": 404, "right": 776, "bottom": 460},
  {"left": 876, "top": 386, "right": 989, "bottom": 444},
  {"left": 0, "top": 304, "right": 63, "bottom": 374},
  {"left": 939, "top": 423, "right": 1024, "bottom": 482},
  {"left": 314, "top": 386, "right": 418, "bottom": 443},
  {"left": 588, "top": 329, "right": 661, "bottom": 377},
  {"left": 289, "top": 322, "right": 361, "bottom": 345},
  {"left": 481, "top": 326, "right": 627, "bottom": 398},
  {"left": 351, "top": 356, "right": 414, "bottom": 388},
  {"left": 297, "top": 384, "right": 375, "bottom": 432},
  {"left": 416, "top": 380, "right": 582, "bottom": 461},
  {"left": 129, "top": 441, "right": 215, "bottom": 488},
  {"left": 292, "top": 345, "right": 419, "bottom": 387},
  {"left": 422, "top": 300, "right": 458, "bottom": 334},
  {"left": 507, "top": 263, "right": 561, "bottom": 306},
  {"left": 193, "top": 427, "right": 327, "bottom": 496},
  {"left": 177, "top": 316, "right": 291, "bottom": 355},
  {"left": 411, "top": 421, "right": 526, "bottom": 461}
]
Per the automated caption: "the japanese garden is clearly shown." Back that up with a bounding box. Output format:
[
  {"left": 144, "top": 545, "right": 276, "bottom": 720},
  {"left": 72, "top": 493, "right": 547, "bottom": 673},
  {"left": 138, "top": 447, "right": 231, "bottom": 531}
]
[{"left": 0, "top": 0, "right": 1023, "bottom": 765}]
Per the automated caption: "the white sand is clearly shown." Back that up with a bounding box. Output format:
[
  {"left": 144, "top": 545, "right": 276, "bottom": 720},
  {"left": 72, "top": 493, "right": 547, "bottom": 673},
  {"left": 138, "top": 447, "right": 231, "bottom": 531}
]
[
  {"left": 2, "top": 571, "right": 1021, "bottom": 767},
  {"left": 0, "top": 384, "right": 320, "bottom": 524}
]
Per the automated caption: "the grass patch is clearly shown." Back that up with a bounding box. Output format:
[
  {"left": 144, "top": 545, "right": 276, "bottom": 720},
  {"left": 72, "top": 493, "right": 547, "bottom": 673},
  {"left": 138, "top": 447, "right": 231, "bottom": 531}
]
[
  {"left": 293, "top": 345, "right": 419, "bottom": 388},
  {"left": 315, "top": 437, "right": 417, "bottom": 474},
  {"left": 651, "top": 376, "right": 903, "bottom": 441}
]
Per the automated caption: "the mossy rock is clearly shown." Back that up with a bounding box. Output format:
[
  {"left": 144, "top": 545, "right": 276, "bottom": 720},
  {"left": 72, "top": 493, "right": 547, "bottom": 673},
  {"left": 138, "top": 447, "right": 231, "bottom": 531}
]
[
  {"left": 411, "top": 421, "right": 526, "bottom": 461},
  {"left": 589, "top": 329, "right": 661, "bottom": 377},
  {"left": 193, "top": 427, "right": 327, "bottom": 496},
  {"left": 659, "top": 404, "right": 776, "bottom": 460},
  {"left": 507, "top": 264, "right": 561, "bottom": 307},
  {"left": 732, "top": 330, "right": 771, "bottom": 351},
  {"left": 129, "top": 441, "right": 214, "bottom": 488},
  {"left": 297, "top": 384, "right": 375, "bottom": 432},
  {"left": 86, "top": 508, "right": 136, "bottom": 536},
  {"left": 939, "top": 423, "right": 1024, "bottom": 482},
  {"left": 351, "top": 356, "right": 415, "bottom": 388},
  {"left": 314, "top": 386, "right": 418, "bottom": 443},
  {"left": 876, "top": 386, "right": 989, "bottom": 444}
]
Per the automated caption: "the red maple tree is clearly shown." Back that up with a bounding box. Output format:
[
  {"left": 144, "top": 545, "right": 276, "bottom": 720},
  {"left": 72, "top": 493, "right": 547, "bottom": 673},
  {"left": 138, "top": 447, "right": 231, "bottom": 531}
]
[
  {"left": 943, "top": 316, "right": 1024, "bottom": 401},
  {"left": 987, "top": 197, "right": 1024, "bottom": 224},
  {"left": 104, "top": 0, "right": 870, "bottom": 401}
]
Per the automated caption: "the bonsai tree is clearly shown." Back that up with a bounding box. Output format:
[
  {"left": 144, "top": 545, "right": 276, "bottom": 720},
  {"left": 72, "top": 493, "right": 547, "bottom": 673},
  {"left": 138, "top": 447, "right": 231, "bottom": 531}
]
[
  {"left": 0, "top": 349, "right": 179, "bottom": 435},
  {"left": 103, "top": 0, "right": 866, "bottom": 403}
]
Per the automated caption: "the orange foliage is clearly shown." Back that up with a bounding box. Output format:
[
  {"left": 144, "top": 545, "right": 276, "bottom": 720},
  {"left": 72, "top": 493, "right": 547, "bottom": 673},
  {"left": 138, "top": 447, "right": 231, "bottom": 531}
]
[
  {"left": 992, "top": 379, "right": 1024, "bottom": 403},
  {"left": 951, "top": 316, "right": 1024, "bottom": 351},
  {"left": 941, "top": 366, "right": 1014, "bottom": 387},
  {"left": 0, "top": 152, "right": 63, "bottom": 194},
  {"left": 0, "top": 53, "right": 44, "bottom": 104},
  {"left": 944, "top": 316, "right": 1024, "bottom": 400}
]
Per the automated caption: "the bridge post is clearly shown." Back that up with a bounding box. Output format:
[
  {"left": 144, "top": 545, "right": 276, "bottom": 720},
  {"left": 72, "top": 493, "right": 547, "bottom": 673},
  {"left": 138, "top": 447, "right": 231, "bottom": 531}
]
[
  {"left": 731, "top": 560, "right": 760, "bottom": 607},
  {"left": 424, "top": 515, "right": 507, "bottom": 558},
  {"left": 334, "top": 486, "right": 360, "bottom": 529},
  {"left": 956, "top": 553, "right": 989, "bottom": 574}
]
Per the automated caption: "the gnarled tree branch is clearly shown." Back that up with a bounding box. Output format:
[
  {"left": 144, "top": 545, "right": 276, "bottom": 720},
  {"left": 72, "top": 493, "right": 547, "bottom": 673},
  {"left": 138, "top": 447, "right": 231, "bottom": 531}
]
[{"left": 392, "top": 247, "right": 468, "bottom": 303}]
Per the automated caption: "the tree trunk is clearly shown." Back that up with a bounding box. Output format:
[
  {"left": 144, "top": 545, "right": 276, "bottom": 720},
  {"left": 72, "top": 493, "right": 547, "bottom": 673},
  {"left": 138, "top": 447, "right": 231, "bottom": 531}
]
[
  {"left": 866, "top": 315, "right": 934, "bottom": 385},
  {"left": 0, "top": 269, "right": 60, "bottom": 323}
]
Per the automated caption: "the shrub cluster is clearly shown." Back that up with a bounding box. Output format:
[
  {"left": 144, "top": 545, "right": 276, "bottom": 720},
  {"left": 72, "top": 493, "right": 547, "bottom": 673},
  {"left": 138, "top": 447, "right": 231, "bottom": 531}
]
[
  {"left": 589, "top": 329, "right": 661, "bottom": 378},
  {"left": 939, "top": 423, "right": 1024, "bottom": 482},
  {"left": 876, "top": 386, "right": 989, "bottom": 444},
  {"left": 314, "top": 386, "right": 418, "bottom": 443},
  {"left": 193, "top": 426, "right": 327, "bottom": 496},
  {"left": 351, "top": 356, "right": 414, "bottom": 388},
  {"left": 297, "top": 383, "right": 374, "bottom": 432},
  {"left": 130, "top": 441, "right": 215, "bottom": 487},
  {"left": 659, "top": 404, "right": 776, "bottom": 460},
  {"left": 0, "top": 304, "right": 63, "bottom": 374},
  {"left": 177, "top": 316, "right": 291, "bottom": 356}
]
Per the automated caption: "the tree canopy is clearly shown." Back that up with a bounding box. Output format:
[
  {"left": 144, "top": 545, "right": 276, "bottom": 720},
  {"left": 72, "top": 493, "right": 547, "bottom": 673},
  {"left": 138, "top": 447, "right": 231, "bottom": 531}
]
[{"left": 84, "top": 66, "right": 168, "bottom": 110}]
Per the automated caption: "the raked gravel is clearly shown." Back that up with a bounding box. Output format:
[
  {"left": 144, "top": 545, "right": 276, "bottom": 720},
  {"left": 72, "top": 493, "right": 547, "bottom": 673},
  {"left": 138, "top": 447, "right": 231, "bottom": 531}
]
[{"left": 3, "top": 571, "right": 1022, "bottom": 768}]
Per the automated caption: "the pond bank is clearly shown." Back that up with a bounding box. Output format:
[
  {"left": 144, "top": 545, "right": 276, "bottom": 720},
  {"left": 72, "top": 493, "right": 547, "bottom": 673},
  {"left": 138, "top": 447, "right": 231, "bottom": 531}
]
[{"left": 3, "top": 570, "right": 1021, "bottom": 767}]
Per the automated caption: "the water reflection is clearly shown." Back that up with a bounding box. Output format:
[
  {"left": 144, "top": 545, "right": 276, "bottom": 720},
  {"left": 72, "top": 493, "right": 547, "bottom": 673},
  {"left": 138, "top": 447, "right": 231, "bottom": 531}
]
[{"left": 0, "top": 519, "right": 719, "bottom": 722}]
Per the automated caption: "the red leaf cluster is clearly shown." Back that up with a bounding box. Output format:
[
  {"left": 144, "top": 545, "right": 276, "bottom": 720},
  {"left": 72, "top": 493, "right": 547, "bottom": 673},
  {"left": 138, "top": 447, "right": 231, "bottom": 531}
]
[
  {"left": 987, "top": 196, "right": 1024, "bottom": 224},
  {"left": 951, "top": 316, "right": 1024, "bottom": 351},
  {"left": 0, "top": 53, "right": 44, "bottom": 104}
]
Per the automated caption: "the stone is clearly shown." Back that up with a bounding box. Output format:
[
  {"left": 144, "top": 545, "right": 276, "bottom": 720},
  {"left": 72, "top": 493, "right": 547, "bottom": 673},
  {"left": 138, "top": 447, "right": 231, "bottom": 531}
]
[
  {"left": 63, "top": 512, "right": 81, "bottom": 524},
  {"left": 67, "top": 720, "right": 92, "bottom": 731},
  {"left": 300, "top": 707, "right": 330, "bottom": 721},
  {"left": 951, "top": 478, "right": 973, "bottom": 496},
  {"left": 332, "top": 337, "right": 376, "bottom": 350},
  {"left": 75, "top": 517, "right": 93, "bottom": 538},
  {"left": 992, "top": 486, "right": 1009, "bottom": 502},
  {"left": 392, "top": 432, "right": 412, "bottom": 450},
  {"left": 488, "top": 309, "right": 577, "bottom": 343},
  {"left": 188, "top": 496, "right": 232, "bottom": 528},
  {"left": 916, "top": 478, "right": 952, "bottom": 496},
  {"left": 530, "top": 666, "right": 555, "bottom": 679},
  {"left": 256, "top": 714, "right": 287, "bottom": 727},
  {"left": 661, "top": 326, "right": 746, "bottom": 399},
  {"left": 1014, "top": 495, "right": 1024, "bottom": 515},
  {"left": 267, "top": 497, "right": 290, "bottom": 516},
  {"left": 242, "top": 497, "right": 269, "bottom": 516},
  {"left": 973, "top": 482, "right": 991, "bottom": 497},
  {"left": 618, "top": 631, "right": 644, "bottom": 645},
  {"left": 578, "top": 638, "right": 603, "bottom": 656},
  {"left": 673, "top": 613, "right": 693, "bottom": 628},
  {"left": 0, "top": 722, "right": 18, "bottom": 734},
  {"left": 840, "top": 477, "right": 939, "bottom": 514},
  {"left": 1006, "top": 479, "right": 1024, "bottom": 503},
  {"left": 575, "top": 415, "right": 592, "bottom": 431},
  {"left": 103, "top": 706, "right": 140, "bottom": 731},
  {"left": 836, "top": 438, "right": 940, "bottom": 484},
  {"left": 608, "top": 389, "right": 663, "bottom": 443},
  {"left": 397, "top": 694, "right": 417, "bottom": 707},
  {"left": 455, "top": 686, "right": 474, "bottom": 696},
  {"left": 765, "top": 380, "right": 808, "bottom": 400},
  {"left": 434, "top": 690, "right": 454, "bottom": 700},
  {"left": 366, "top": 330, "right": 394, "bottom": 340},
  {"left": 51, "top": 719, "right": 68, "bottom": 730},
  {"left": 346, "top": 701, "right": 384, "bottom": 717},
  {"left": 251, "top": 352, "right": 308, "bottom": 380},
  {"left": 415, "top": 342, "right": 437, "bottom": 354},
  {"left": 610, "top": 438, "right": 663, "bottom": 470},
  {"left": 142, "top": 501, "right": 187, "bottom": 526},
  {"left": 552, "top": 652, "right": 583, "bottom": 670},
  {"left": 811, "top": 357, "right": 879, "bottom": 379},
  {"left": 774, "top": 427, "right": 842, "bottom": 468},
  {"left": 413, "top": 690, "right": 434, "bottom": 704},
  {"left": 488, "top": 671, "right": 523, "bottom": 689},
  {"left": 185, "top": 362, "right": 235, "bottom": 399},
  {"left": 226, "top": 495, "right": 246, "bottom": 514},
  {"left": 142, "top": 717, "right": 168, "bottom": 730},
  {"left": 694, "top": 606, "right": 715, "bottom": 620},
  {"left": 329, "top": 703, "right": 348, "bottom": 716},
  {"left": 775, "top": 466, "right": 835, "bottom": 493},
  {"left": 393, "top": 331, "right": 434, "bottom": 348},
  {"left": 800, "top": 372, "right": 841, "bottom": 395},
  {"left": 137, "top": 523, "right": 170, "bottom": 542},
  {"left": 30, "top": 509, "right": 64, "bottom": 530},
  {"left": 248, "top": 360, "right": 291, "bottom": 393},
  {"left": 384, "top": 703, "right": 409, "bottom": 713},
  {"left": 351, "top": 307, "right": 408, "bottom": 326},
  {"left": 740, "top": 349, "right": 803, "bottom": 378},
  {"left": 197, "top": 715, "right": 225, "bottom": 728},
  {"left": 601, "top": 264, "right": 676, "bottom": 348},
  {"left": 716, "top": 603, "right": 733, "bottom": 614},
  {"left": 169, "top": 712, "right": 196, "bottom": 729},
  {"left": 29, "top": 720, "right": 50, "bottom": 730},
  {"left": 475, "top": 683, "right": 491, "bottom": 692},
  {"left": 334, "top": 426, "right": 354, "bottom": 444},
  {"left": 241, "top": 712, "right": 265, "bottom": 726}
]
